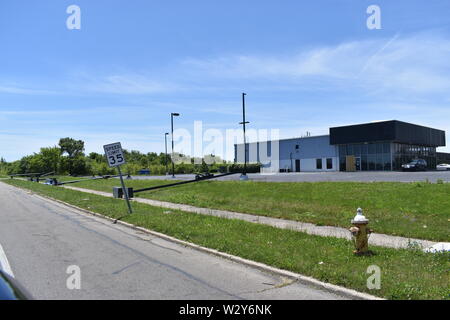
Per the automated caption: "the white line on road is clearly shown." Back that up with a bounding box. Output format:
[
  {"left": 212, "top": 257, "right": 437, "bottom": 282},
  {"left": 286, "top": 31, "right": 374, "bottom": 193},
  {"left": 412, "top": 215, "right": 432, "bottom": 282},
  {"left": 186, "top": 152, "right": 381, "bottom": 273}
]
[{"left": 0, "top": 243, "right": 14, "bottom": 278}]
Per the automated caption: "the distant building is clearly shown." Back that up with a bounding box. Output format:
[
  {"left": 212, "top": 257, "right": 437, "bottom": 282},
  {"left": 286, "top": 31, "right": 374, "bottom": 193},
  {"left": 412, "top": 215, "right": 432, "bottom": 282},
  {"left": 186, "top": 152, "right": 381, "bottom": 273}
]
[{"left": 234, "top": 120, "right": 446, "bottom": 172}]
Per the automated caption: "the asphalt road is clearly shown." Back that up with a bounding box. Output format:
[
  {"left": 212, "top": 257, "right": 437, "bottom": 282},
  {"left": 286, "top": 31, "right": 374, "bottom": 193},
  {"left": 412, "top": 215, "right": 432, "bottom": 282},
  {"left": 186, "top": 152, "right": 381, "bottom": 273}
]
[
  {"left": 128, "top": 171, "right": 450, "bottom": 183},
  {"left": 0, "top": 182, "right": 345, "bottom": 300}
]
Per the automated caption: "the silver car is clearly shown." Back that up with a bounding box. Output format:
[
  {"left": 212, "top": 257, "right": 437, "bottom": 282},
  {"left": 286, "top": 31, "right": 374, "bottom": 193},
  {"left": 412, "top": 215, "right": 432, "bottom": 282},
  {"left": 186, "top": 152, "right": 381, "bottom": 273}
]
[{"left": 436, "top": 163, "right": 450, "bottom": 171}]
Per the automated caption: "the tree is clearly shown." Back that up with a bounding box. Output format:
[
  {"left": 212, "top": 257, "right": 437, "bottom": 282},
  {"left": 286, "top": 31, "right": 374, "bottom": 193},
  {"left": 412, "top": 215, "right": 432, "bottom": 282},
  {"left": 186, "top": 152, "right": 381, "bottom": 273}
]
[
  {"left": 40, "top": 147, "right": 61, "bottom": 174},
  {"left": 58, "top": 138, "right": 85, "bottom": 175},
  {"left": 59, "top": 138, "right": 84, "bottom": 158},
  {"left": 88, "top": 152, "right": 104, "bottom": 162}
]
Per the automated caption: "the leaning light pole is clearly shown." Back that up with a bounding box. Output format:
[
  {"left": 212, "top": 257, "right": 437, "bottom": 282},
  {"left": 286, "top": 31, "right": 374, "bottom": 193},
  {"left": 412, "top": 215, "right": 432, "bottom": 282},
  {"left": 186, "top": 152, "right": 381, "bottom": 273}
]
[
  {"left": 239, "top": 93, "right": 249, "bottom": 181},
  {"left": 171, "top": 113, "right": 180, "bottom": 178}
]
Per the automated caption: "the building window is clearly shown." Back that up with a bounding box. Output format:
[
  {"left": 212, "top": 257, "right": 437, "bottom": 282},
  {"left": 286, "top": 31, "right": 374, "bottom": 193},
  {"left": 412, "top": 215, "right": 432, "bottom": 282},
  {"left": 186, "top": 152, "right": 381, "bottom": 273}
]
[
  {"left": 368, "top": 143, "right": 376, "bottom": 154},
  {"left": 326, "top": 158, "right": 333, "bottom": 169},
  {"left": 316, "top": 159, "right": 322, "bottom": 170},
  {"left": 295, "top": 145, "right": 299, "bottom": 150},
  {"left": 347, "top": 145, "right": 354, "bottom": 156},
  {"left": 353, "top": 144, "right": 361, "bottom": 155},
  {"left": 383, "top": 143, "right": 390, "bottom": 154},
  {"left": 361, "top": 143, "right": 368, "bottom": 155},
  {"left": 392, "top": 142, "right": 436, "bottom": 170},
  {"left": 368, "top": 155, "right": 376, "bottom": 170},
  {"left": 361, "top": 155, "right": 368, "bottom": 171}
]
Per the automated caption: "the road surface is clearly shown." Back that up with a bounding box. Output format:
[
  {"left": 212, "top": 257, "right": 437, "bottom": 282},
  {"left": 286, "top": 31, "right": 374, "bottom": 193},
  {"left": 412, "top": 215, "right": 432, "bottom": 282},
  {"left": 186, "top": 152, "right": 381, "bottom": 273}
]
[{"left": 0, "top": 182, "right": 346, "bottom": 300}]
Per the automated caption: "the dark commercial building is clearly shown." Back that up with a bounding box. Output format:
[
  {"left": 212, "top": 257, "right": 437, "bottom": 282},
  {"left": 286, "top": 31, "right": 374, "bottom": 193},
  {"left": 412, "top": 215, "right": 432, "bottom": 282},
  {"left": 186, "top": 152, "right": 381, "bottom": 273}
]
[{"left": 330, "top": 120, "right": 446, "bottom": 171}]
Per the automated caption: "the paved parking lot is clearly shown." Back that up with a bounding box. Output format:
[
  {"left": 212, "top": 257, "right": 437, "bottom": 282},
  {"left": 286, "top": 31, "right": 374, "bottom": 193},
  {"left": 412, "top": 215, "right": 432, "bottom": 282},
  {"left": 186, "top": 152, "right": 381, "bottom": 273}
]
[{"left": 129, "top": 171, "right": 450, "bottom": 183}]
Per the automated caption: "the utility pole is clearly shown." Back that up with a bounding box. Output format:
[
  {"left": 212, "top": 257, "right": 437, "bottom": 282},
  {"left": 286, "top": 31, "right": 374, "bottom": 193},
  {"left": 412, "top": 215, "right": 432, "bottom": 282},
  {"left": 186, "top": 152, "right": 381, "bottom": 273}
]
[
  {"left": 239, "top": 92, "right": 249, "bottom": 181},
  {"left": 171, "top": 113, "right": 180, "bottom": 178}
]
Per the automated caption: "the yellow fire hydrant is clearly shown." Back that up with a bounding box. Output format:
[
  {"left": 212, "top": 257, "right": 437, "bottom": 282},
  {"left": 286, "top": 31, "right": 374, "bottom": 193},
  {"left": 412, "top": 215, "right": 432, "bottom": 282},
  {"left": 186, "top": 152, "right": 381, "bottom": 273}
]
[{"left": 349, "top": 208, "right": 373, "bottom": 255}]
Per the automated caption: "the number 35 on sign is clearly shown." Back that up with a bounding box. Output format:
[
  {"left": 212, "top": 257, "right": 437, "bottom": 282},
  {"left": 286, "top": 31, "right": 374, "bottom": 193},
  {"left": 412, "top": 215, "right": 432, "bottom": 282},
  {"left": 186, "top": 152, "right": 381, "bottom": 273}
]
[{"left": 103, "top": 142, "right": 126, "bottom": 167}]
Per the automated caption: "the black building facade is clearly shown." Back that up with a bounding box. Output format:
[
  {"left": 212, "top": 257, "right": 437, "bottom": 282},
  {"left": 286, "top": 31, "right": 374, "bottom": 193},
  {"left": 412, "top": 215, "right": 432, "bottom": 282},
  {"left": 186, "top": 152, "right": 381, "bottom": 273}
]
[
  {"left": 437, "top": 152, "right": 450, "bottom": 164},
  {"left": 330, "top": 120, "right": 446, "bottom": 171}
]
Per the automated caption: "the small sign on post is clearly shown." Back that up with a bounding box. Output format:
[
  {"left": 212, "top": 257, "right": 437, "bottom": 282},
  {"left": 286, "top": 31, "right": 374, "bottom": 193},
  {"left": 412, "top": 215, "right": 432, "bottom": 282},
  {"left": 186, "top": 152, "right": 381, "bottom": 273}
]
[{"left": 103, "top": 142, "right": 132, "bottom": 214}]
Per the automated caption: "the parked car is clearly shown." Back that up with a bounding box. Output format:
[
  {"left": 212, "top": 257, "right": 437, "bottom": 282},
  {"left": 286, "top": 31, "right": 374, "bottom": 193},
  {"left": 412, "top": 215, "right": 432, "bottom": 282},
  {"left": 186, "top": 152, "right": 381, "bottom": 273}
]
[
  {"left": 436, "top": 163, "right": 450, "bottom": 171},
  {"left": 401, "top": 159, "right": 427, "bottom": 171}
]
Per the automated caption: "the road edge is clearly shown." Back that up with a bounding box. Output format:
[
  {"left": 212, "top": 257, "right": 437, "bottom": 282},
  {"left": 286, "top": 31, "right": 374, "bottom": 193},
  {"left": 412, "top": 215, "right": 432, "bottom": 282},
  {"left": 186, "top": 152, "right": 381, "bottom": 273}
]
[{"left": 3, "top": 181, "right": 383, "bottom": 300}]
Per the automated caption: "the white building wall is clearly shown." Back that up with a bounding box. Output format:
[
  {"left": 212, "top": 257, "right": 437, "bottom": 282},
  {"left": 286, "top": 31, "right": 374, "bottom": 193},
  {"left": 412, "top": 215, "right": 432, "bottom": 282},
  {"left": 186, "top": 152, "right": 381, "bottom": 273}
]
[
  {"left": 300, "top": 157, "right": 339, "bottom": 172},
  {"left": 235, "top": 135, "right": 340, "bottom": 173}
]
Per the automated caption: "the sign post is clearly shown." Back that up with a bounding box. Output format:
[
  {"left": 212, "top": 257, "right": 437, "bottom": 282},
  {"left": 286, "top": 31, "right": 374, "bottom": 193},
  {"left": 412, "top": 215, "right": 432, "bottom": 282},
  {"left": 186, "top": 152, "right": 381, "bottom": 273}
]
[{"left": 103, "top": 142, "right": 133, "bottom": 214}]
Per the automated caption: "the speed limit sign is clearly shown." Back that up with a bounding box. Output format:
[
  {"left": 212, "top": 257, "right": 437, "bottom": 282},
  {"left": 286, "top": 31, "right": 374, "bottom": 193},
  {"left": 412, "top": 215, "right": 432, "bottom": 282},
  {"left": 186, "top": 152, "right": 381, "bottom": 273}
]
[
  {"left": 103, "top": 142, "right": 126, "bottom": 167},
  {"left": 103, "top": 142, "right": 132, "bottom": 214}
]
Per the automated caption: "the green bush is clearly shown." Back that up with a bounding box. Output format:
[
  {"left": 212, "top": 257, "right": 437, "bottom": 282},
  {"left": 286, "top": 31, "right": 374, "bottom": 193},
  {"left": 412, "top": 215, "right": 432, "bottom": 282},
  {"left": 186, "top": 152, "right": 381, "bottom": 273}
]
[{"left": 2, "top": 137, "right": 261, "bottom": 176}]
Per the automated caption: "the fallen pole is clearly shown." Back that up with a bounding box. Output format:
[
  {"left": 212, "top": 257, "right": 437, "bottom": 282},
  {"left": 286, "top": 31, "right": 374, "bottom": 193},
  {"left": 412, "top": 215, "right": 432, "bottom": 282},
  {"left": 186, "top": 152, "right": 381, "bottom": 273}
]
[
  {"left": 10, "top": 171, "right": 54, "bottom": 182},
  {"left": 56, "top": 175, "right": 121, "bottom": 186},
  {"left": 10, "top": 172, "right": 42, "bottom": 178},
  {"left": 133, "top": 172, "right": 238, "bottom": 194},
  {"left": 40, "top": 171, "right": 55, "bottom": 177}
]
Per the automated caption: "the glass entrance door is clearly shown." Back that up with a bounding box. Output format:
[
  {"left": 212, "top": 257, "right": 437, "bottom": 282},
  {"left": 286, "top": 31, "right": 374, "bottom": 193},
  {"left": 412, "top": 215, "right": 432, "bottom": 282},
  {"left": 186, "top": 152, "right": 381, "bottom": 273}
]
[{"left": 355, "top": 157, "right": 361, "bottom": 171}]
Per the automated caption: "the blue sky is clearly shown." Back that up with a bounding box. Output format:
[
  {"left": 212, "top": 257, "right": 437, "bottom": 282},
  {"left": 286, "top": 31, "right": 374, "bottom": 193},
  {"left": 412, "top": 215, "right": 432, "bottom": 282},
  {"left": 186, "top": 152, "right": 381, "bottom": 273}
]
[{"left": 1, "top": 0, "right": 450, "bottom": 161}]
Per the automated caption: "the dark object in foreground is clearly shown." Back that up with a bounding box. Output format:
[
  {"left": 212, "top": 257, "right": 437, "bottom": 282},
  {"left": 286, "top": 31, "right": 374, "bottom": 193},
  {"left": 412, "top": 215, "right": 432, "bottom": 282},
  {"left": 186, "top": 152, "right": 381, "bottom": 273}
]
[
  {"left": 0, "top": 271, "right": 31, "bottom": 300},
  {"left": 113, "top": 186, "right": 134, "bottom": 199}
]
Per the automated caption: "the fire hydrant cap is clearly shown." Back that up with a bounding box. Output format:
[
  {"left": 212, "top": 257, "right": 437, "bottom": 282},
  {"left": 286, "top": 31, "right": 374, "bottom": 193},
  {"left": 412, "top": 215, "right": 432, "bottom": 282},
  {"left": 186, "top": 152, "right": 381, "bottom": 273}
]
[{"left": 351, "top": 208, "right": 369, "bottom": 224}]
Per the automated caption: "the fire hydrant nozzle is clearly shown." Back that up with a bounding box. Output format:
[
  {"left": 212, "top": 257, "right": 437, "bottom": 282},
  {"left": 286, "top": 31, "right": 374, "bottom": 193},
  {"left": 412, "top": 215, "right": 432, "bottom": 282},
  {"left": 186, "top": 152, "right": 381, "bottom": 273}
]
[{"left": 349, "top": 208, "right": 373, "bottom": 255}]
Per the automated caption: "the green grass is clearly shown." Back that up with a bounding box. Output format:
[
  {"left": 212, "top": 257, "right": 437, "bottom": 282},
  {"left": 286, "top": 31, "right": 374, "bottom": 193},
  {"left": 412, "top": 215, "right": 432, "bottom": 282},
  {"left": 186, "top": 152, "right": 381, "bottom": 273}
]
[
  {"left": 64, "top": 178, "right": 450, "bottom": 242},
  {"left": 3, "top": 179, "right": 449, "bottom": 300}
]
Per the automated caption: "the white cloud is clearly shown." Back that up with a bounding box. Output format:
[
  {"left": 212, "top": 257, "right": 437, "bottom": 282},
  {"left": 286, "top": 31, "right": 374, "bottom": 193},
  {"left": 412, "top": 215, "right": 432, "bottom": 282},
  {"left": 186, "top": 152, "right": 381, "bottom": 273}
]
[
  {"left": 72, "top": 73, "right": 178, "bottom": 95},
  {"left": 182, "top": 31, "right": 450, "bottom": 97},
  {"left": 4, "top": 31, "right": 450, "bottom": 99},
  {"left": 0, "top": 84, "right": 57, "bottom": 95}
]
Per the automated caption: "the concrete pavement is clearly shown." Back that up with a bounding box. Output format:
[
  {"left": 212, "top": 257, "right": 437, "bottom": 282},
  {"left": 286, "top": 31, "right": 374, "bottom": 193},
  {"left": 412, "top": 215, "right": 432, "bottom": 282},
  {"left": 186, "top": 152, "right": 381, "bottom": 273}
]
[{"left": 0, "top": 182, "right": 347, "bottom": 300}]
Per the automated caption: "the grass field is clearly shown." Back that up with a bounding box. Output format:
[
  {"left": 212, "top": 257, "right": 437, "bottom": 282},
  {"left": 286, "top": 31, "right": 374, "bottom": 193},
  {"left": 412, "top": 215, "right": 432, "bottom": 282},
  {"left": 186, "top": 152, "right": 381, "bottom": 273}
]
[
  {"left": 55, "top": 178, "right": 450, "bottom": 242},
  {"left": 3, "top": 179, "right": 449, "bottom": 300}
]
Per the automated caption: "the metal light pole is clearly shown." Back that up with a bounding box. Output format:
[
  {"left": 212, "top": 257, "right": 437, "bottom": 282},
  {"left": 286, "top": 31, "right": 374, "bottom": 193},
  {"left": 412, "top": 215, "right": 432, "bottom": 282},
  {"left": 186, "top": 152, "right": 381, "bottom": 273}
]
[
  {"left": 164, "top": 132, "right": 169, "bottom": 175},
  {"left": 239, "top": 93, "right": 249, "bottom": 181},
  {"left": 171, "top": 113, "right": 180, "bottom": 178}
]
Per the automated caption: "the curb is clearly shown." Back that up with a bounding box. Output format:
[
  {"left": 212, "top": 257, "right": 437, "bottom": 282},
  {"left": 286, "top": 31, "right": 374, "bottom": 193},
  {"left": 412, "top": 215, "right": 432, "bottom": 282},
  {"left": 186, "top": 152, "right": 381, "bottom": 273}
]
[{"left": 7, "top": 182, "right": 383, "bottom": 300}]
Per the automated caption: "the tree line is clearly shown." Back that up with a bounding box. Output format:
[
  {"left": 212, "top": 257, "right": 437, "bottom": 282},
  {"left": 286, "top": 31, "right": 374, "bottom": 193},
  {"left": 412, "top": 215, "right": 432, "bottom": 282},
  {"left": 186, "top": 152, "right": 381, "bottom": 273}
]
[{"left": 0, "top": 138, "right": 260, "bottom": 176}]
